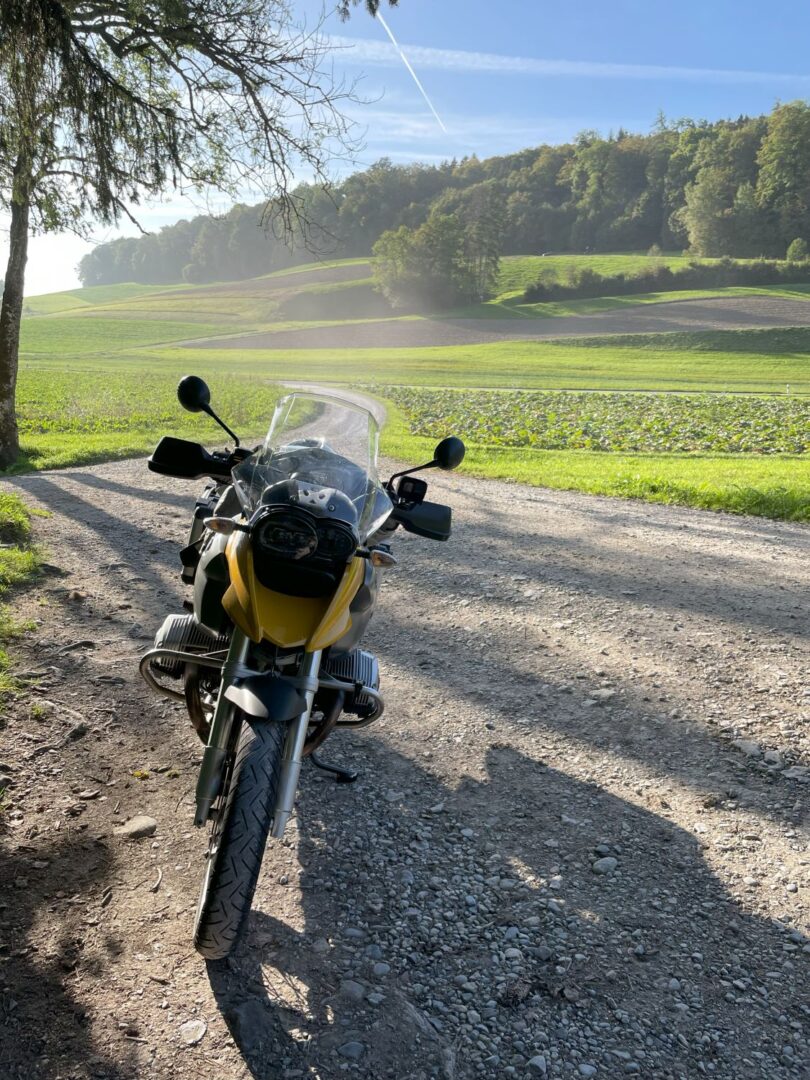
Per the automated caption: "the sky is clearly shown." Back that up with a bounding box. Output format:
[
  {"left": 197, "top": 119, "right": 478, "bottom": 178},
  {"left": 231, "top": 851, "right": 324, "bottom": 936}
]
[{"left": 9, "top": 0, "right": 810, "bottom": 296}]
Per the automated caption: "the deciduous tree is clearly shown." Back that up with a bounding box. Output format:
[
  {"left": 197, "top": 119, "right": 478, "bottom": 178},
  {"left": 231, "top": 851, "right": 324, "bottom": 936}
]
[
  {"left": 757, "top": 102, "right": 810, "bottom": 253},
  {"left": 373, "top": 214, "right": 476, "bottom": 309},
  {"left": 0, "top": 0, "right": 392, "bottom": 468}
]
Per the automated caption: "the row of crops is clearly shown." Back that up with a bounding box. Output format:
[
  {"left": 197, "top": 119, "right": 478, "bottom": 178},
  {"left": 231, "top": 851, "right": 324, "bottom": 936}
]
[{"left": 385, "top": 388, "right": 810, "bottom": 455}]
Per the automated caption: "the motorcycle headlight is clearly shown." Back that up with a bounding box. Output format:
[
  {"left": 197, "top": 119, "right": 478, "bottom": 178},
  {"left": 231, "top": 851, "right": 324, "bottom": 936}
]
[
  {"left": 316, "top": 521, "right": 357, "bottom": 562},
  {"left": 252, "top": 508, "right": 318, "bottom": 561}
]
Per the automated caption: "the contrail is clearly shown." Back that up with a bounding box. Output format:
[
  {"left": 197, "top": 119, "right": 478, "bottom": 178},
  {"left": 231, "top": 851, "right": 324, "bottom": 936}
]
[{"left": 375, "top": 10, "right": 448, "bottom": 134}]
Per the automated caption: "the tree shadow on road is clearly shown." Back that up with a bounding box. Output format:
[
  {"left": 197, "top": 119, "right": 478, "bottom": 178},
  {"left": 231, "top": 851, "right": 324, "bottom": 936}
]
[
  {"left": 206, "top": 736, "right": 808, "bottom": 1080},
  {"left": 0, "top": 830, "right": 136, "bottom": 1080}
]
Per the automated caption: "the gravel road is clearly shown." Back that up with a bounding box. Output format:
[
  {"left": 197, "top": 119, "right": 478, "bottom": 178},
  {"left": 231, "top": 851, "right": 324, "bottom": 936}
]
[
  {"left": 194, "top": 295, "right": 810, "bottom": 351},
  {"left": 1, "top": 459, "right": 808, "bottom": 1080}
]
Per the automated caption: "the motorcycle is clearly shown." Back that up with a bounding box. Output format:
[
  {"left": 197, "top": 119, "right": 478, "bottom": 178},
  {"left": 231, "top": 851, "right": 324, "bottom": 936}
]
[{"left": 141, "top": 377, "right": 465, "bottom": 958}]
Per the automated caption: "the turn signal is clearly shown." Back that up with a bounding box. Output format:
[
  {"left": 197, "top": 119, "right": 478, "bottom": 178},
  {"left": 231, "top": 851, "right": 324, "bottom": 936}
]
[
  {"left": 204, "top": 516, "right": 240, "bottom": 535},
  {"left": 370, "top": 548, "right": 397, "bottom": 568}
]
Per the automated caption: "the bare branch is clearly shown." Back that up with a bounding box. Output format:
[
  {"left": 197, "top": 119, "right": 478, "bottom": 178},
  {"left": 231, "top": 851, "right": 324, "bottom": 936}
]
[{"left": 0, "top": 1, "right": 368, "bottom": 237}]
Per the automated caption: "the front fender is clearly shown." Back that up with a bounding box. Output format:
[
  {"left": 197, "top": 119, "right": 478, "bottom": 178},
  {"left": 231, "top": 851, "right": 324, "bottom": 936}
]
[{"left": 224, "top": 674, "right": 307, "bottom": 721}]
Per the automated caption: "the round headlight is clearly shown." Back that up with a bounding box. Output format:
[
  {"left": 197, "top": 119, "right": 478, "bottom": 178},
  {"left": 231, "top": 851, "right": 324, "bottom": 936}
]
[{"left": 253, "top": 509, "right": 318, "bottom": 561}]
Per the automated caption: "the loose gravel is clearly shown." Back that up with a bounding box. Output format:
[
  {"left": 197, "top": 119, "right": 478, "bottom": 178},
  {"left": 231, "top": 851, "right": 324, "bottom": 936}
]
[{"left": 0, "top": 458, "right": 807, "bottom": 1079}]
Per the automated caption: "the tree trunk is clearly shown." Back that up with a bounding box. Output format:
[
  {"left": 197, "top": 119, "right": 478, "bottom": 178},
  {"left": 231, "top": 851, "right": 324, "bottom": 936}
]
[{"left": 0, "top": 193, "right": 30, "bottom": 470}]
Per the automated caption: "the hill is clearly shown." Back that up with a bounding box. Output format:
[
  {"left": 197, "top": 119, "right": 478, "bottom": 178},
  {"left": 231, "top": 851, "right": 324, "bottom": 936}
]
[
  {"left": 77, "top": 102, "right": 810, "bottom": 289},
  {"left": 22, "top": 254, "right": 810, "bottom": 359}
]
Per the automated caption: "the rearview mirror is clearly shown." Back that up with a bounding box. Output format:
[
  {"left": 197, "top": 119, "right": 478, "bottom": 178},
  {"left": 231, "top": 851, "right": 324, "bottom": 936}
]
[
  {"left": 434, "top": 436, "right": 466, "bottom": 471},
  {"left": 177, "top": 375, "right": 212, "bottom": 414}
]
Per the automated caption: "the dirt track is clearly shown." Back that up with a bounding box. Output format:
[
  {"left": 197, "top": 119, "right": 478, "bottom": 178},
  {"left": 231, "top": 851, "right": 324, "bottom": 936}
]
[
  {"left": 193, "top": 295, "right": 810, "bottom": 350},
  {"left": 1, "top": 460, "right": 808, "bottom": 1079}
]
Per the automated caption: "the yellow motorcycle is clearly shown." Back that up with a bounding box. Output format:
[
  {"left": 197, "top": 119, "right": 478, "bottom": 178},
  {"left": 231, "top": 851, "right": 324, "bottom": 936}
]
[{"left": 141, "top": 378, "right": 465, "bottom": 958}]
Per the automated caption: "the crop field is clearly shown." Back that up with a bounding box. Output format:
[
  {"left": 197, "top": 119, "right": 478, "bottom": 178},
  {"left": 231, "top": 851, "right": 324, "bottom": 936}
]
[
  {"left": 8, "top": 254, "right": 810, "bottom": 518},
  {"left": 379, "top": 396, "right": 810, "bottom": 521},
  {"left": 384, "top": 387, "right": 810, "bottom": 454}
]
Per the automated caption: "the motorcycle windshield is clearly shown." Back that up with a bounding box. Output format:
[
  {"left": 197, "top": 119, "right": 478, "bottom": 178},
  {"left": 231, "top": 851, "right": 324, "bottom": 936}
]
[{"left": 232, "top": 392, "right": 393, "bottom": 541}]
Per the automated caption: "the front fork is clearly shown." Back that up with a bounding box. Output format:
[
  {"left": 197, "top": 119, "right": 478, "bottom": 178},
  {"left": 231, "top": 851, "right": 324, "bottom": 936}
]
[
  {"left": 194, "top": 629, "right": 250, "bottom": 827},
  {"left": 270, "top": 649, "right": 321, "bottom": 838},
  {"left": 193, "top": 629, "right": 322, "bottom": 835}
]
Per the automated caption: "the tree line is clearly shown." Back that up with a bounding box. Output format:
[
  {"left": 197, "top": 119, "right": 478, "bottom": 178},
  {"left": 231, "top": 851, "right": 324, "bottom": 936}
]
[{"left": 79, "top": 101, "right": 810, "bottom": 288}]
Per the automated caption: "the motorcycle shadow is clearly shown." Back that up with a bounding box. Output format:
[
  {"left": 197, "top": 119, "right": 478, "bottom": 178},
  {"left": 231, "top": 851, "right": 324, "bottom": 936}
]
[{"left": 205, "top": 738, "right": 808, "bottom": 1080}]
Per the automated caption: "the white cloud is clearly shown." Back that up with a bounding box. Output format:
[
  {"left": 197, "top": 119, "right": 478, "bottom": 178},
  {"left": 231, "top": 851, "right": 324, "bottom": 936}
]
[
  {"left": 343, "top": 106, "right": 580, "bottom": 160},
  {"left": 346, "top": 106, "right": 555, "bottom": 141},
  {"left": 330, "top": 35, "right": 810, "bottom": 86}
]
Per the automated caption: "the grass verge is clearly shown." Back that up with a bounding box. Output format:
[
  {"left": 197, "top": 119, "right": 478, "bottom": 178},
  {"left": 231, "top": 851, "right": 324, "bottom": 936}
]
[{"left": 0, "top": 494, "right": 41, "bottom": 695}]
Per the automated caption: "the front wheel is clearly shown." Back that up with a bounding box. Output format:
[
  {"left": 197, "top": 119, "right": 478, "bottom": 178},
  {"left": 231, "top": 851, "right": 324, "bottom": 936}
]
[{"left": 193, "top": 714, "right": 285, "bottom": 959}]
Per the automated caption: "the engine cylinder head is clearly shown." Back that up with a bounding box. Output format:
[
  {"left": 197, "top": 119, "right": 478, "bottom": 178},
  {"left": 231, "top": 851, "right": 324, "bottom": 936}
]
[
  {"left": 323, "top": 649, "right": 380, "bottom": 716},
  {"left": 150, "top": 614, "right": 229, "bottom": 678}
]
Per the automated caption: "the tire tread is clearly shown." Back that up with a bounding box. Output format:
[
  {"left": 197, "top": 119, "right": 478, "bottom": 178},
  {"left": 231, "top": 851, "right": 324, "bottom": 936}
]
[{"left": 194, "top": 717, "right": 285, "bottom": 959}]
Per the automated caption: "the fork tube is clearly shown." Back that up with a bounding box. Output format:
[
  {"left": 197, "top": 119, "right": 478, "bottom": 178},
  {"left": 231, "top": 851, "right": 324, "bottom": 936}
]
[
  {"left": 194, "top": 629, "right": 251, "bottom": 827},
  {"left": 270, "top": 649, "right": 323, "bottom": 838}
]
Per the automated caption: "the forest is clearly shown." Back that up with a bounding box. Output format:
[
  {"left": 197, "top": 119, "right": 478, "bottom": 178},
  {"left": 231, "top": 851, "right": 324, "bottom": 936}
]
[{"left": 78, "top": 101, "right": 810, "bottom": 287}]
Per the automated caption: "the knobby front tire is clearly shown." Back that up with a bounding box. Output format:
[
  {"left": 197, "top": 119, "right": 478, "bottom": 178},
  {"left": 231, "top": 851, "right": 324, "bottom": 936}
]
[{"left": 193, "top": 714, "right": 285, "bottom": 960}]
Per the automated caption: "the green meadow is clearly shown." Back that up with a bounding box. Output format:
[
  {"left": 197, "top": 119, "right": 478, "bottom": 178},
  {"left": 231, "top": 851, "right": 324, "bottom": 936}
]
[
  {"left": 494, "top": 252, "right": 699, "bottom": 295},
  {"left": 7, "top": 256, "right": 810, "bottom": 520}
]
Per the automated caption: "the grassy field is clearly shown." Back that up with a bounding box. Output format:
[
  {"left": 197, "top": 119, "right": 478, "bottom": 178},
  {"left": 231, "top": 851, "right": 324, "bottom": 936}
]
[
  {"left": 9, "top": 365, "right": 286, "bottom": 471},
  {"left": 23, "top": 282, "right": 183, "bottom": 315},
  {"left": 0, "top": 494, "right": 41, "bottom": 695},
  {"left": 459, "top": 283, "right": 810, "bottom": 319},
  {"left": 6, "top": 255, "right": 809, "bottom": 520},
  {"left": 495, "top": 253, "right": 697, "bottom": 295},
  {"left": 20, "top": 316, "right": 227, "bottom": 355},
  {"left": 171, "top": 327, "right": 810, "bottom": 393}
]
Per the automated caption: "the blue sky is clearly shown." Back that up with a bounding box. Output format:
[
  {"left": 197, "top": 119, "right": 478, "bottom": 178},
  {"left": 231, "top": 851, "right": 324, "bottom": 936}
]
[
  {"left": 14, "top": 0, "right": 810, "bottom": 294},
  {"left": 323, "top": 0, "right": 810, "bottom": 165}
]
